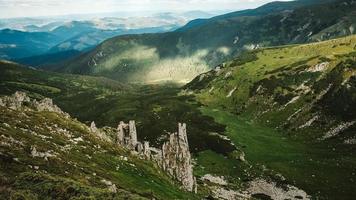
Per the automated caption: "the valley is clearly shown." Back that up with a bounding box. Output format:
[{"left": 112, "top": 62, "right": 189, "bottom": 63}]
[
  {"left": 1, "top": 0, "right": 356, "bottom": 199},
  {"left": 201, "top": 108, "right": 356, "bottom": 199},
  {"left": 1, "top": 35, "right": 356, "bottom": 198}
]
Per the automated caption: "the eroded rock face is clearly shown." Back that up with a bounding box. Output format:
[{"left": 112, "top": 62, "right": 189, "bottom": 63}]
[
  {"left": 116, "top": 120, "right": 138, "bottom": 150},
  {"left": 307, "top": 62, "right": 329, "bottom": 72},
  {"left": 115, "top": 121, "right": 197, "bottom": 192},
  {"left": 90, "top": 121, "right": 98, "bottom": 133},
  {"left": 0, "top": 92, "right": 69, "bottom": 117},
  {"left": 90, "top": 121, "right": 112, "bottom": 142},
  {"left": 0, "top": 91, "right": 30, "bottom": 110},
  {"left": 161, "top": 123, "right": 196, "bottom": 192},
  {"left": 247, "top": 179, "right": 310, "bottom": 200},
  {"left": 36, "top": 98, "right": 64, "bottom": 114},
  {"left": 101, "top": 179, "right": 118, "bottom": 193},
  {"left": 201, "top": 174, "right": 228, "bottom": 186},
  {"left": 143, "top": 141, "right": 151, "bottom": 158}
]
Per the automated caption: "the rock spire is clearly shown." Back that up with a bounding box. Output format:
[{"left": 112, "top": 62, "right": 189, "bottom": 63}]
[{"left": 115, "top": 120, "right": 197, "bottom": 192}]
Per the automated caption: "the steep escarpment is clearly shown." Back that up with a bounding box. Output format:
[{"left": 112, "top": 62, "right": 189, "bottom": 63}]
[
  {"left": 58, "top": 0, "right": 355, "bottom": 83},
  {"left": 186, "top": 35, "right": 356, "bottom": 142}
]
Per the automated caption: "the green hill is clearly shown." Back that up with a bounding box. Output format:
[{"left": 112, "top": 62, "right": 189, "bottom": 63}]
[
  {"left": 1, "top": 33, "right": 356, "bottom": 199},
  {"left": 57, "top": 0, "right": 355, "bottom": 83},
  {"left": 0, "top": 61, "right": 249, "bottom": 199},
  {"left": 184, "top": 35, "right": 356, "bottom": 199},
  {"left": 186, "top": 35, "right": 356, "bottom": 142},
  {"left": 0, "top": 92, "right": 197, "bottom": 199}
]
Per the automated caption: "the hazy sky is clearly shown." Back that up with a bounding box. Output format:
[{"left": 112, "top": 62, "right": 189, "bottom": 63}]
[{"left": 0, "top": 0, "right": 290, "bottom": 19}]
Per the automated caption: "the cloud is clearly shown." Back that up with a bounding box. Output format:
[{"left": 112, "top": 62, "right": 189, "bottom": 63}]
[{"left": 0, "top": 0, "right": 289, "bottom": 18}]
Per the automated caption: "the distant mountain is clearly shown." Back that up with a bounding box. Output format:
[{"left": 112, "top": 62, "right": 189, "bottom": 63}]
[
  {"left": 0, "top": 29, "right": 65, "bottom": 59},
  {"left": 15, "top": 50, "right": 82, "bottom": 68},
  {"left": 23, "top": 21, "right": 64, "bottom": 32},
  {"left": 1, "top": 11, "right": 214, "bottom": 61},
  {"left": 58, "top": 0, "right": 356, "bottom": 83},
  {"left": 50, "top": 21, "right": 98, "bottom": 39},
  {"left": 0, "top": 11, "right": 214, "bottom": 32},
  {"left": 176, "top": 0, "right": 337, "bottom": 31},
  {"left": 181, "top": 11, "right": 214, "bottom": 19},
  {"left": 49, "top": 26, "right": 179, "bottom": 53}
]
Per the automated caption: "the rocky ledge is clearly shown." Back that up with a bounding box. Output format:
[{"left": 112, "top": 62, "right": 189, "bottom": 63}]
[{"left": 0, "top": 91, "right": 69, "bottom": 117}]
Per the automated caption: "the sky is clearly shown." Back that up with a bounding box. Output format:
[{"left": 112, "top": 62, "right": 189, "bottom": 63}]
[{"left": 0, "top": 0, "right": 290, "bottom": 19}]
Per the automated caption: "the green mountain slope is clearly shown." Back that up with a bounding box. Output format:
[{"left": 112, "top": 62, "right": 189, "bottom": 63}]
[
  {"left": 183, "top": 34, "right": 356, "bottom": 199},
  {"left": 1, "top": 35, "right": 356, "bottom": 199},
  {"left": 186, "top": 35, "right": 356, "bottom": 142},
  {"left": 58, "top": 0, "right": 355, "bottom": 83},
  {"left": 0, "top": 61, "right": 235, "bottom": 154},
  {"left": 4, "top": 60, "right": 318, "bottom": 199},
  {"left": 0, "top": 29, "right": 65, "bottom": 59},
  {"left": 0, "top": 92, "right": 196, "bottom": 199},
  {"left": 0, "top": 61, "right": 254, "bottom": 199}
]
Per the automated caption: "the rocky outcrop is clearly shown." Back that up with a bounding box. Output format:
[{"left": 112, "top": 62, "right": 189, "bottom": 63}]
[
  {"left": 226, "top": 87, "right": 237, "bottom": 98},
  {"left": 247, "top": 179, "right": 310, "bottom": 200},
  {"left": 30, "top": 146, "right": 57, "bottom": 161},
  {"left": 0, "top": 92, "right": 69, "bottom": 117},
  {"left": 115, "top": 120, "right": 197, "bottom": 192},
  {"left": 0, "top": 91, "right": 30, "bottom": 110},
  {"left": 116, "top": 120, "right": 139, "bottom": 150},
  {"left": 307, "top": 62, "right": 329, "bottom": 72},
  {"left": 90, "top": 121, "right": 112, "bottom": 142},
  {"left": 101, "top": 179, "right": 118, "bottom": 193},
  {"left": 1, "top": 92, "right": 197, "bottom": 193},
  {"left": 36, "top": 98, "right": 64, "bottom": 114},
  {"left": 322, "top": 121, "right": 356, "bottom": 140},
  {"left": 90, "top": 121, "right": 98, "bottom": 133},
  {"left": 161, "top": 123, "right": 196, "bottom": 192},
  {"left": 201, "top": 174, "right": 228, "bottom": 186}
]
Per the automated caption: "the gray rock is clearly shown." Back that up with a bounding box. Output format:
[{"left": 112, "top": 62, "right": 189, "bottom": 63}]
[
  {"left": 114, "top": 121, "right": 197, "bottom": 192},
  {"left": 161, "top": 123, "right": 196, "bottom": 192},
  {"left": 0, "top": 92, "right": 69, "bottom": 117},
  {"left": 116, "top": 120, "right": 138, "bottom": 150},
  {"left": 129, "top": 120, "right": 137, "bottom": 148},
  {"left": 90, "top": 121, "right": 111, "bottom": 142},
  {"left": 117, "top": 121, "right": 126, "bottom": 145},
  {"left": 90, "top": 121, "right": 98, "bottom": 133},
  {"left": 143, "top": 141, "right": 151, "bottom": 158}
]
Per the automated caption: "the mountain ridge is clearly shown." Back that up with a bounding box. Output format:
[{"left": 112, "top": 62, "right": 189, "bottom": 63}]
[{"left": 56, "top": 0, "right": 356, "bottom": 83}]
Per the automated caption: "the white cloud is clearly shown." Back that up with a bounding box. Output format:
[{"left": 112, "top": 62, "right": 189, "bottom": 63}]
[{"left": 0, "top": 0, "right": 289, "bottom": 19}]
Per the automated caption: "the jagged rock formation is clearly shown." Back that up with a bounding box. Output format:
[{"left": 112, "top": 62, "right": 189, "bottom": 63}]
[
  {"left": 116, "top": 120, "right": 140, "bottom": 151},
  {"left": 247, "top": 179, "right": 310, "bottom": 200},
  {"left": 90, "top": 121, "right": 98, "bottom": 133},
  {"left": 89, "top": 121, "right": 112, "bottom": 142},
  {"left": 161, "top": 123, "right": 197, "bottom": 192},
  {"left": 115, "top": 121, "right": 197, "bottom": 192},
  {"left": 0, "top": 91, "right": 69, "bottom": 117},
  {"left": 1, "top": 92, "right": 197, "bottom": 193}
]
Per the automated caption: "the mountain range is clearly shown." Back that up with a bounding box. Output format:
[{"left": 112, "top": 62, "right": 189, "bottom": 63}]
[
  {"left": 0, "top": 11, "right": 216, "bottom": 61},
  {"left": 54, "top": 0, "right": 356, "bottom": 83},
  {"left": 0, "top": 0, "right": 356, "bottom": 199}
]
